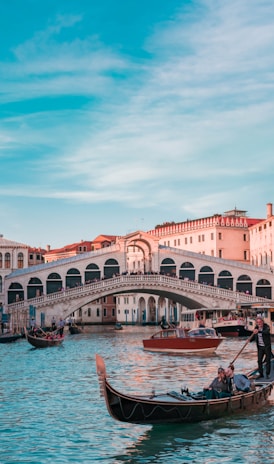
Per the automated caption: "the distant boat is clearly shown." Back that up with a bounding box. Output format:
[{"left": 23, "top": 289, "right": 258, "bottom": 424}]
[
  {"left": 114, "top": 323, "right": 123, "bottom": 330},
  {"left": 142, "top": 327, "right": 223, "bottom": 355},
  {"left": 0, "top": 332, "right": 23, "bottom": 344},
  {"left": 69, "top": 324, "right": 83, "bottom": 334},
  {"left": 213, "top": 316, "right": 249, "bottom": 337},
  {"left": 181, "top": 308, "right": 250, "bottom": 337},
  {"left": 25, "top": 328, "right": 64, "bottom": 348}
]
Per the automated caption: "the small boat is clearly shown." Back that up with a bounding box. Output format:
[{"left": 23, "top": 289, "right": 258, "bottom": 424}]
[
  {"left": 114, "top": 322, "right": 123, "bottom": 330},
  {"left": 95, "top": 354, "right": 274, "bottom": 425},
  {"left": 213, "top": 316, "right": 249, "bottom": 337},
  {"left": 181, "top": 308, "right": 250, "bottom": 337},
  {"left": 69, "top": 324, "right": 83, "bottom": 334},
  {"left": 24, "top": 328, "right": 64, "bottom": 348},
  {"left": 142, "top": 327, "right": 223, "bottom": 355},
  {"left": 0, "top": 332, "right": 23, "bottom": 344}
]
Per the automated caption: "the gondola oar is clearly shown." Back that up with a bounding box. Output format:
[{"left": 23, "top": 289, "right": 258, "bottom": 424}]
[{"left": 229, "top": 333, "right": 254, "bottom": 366}]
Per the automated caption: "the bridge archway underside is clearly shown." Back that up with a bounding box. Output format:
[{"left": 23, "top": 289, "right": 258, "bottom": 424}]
[{"left": 8, "top": 275, "right": 267, "bottom": 316}]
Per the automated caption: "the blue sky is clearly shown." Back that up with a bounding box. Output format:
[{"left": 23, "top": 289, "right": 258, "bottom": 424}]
[{"left": 1, "top": 0, "right": 274, "bottom": 249}]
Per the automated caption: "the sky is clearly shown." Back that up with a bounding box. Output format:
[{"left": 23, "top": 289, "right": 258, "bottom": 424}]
[{"left": 1, "top": 0, "right": 274, "bottom": 249}]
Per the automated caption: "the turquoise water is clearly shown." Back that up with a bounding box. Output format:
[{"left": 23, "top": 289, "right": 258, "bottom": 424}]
[{"left": 1, "top": 327, "right": 273, "bottom": 463}]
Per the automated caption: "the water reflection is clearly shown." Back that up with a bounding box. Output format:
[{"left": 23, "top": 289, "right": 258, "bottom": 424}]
[{"left": 114, "top": 407, "right": 274, "bottom": 464}]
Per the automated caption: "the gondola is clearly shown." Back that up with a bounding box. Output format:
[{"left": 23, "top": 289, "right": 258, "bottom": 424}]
[
  {"left": 69, "top": 324, "right": 83, "bottom": 334},
  {"left": 95, "top": 354, "right": 274, "bottom": 425},
  {"left": 114, "top": 323, "right": 123, "bottom": 330},
  {"left": 0, "top": 332, "right": 23, "bottom": 344},
  {"left": 24, "top": 328, "right": 64, "bottom": 348}
]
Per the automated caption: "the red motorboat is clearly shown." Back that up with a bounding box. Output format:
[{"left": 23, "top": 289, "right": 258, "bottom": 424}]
[{"left": 142, "top": 327, "right": 223, "bottom": 355}]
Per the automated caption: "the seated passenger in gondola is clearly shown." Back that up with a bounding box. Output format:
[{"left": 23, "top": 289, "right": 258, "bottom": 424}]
[
  {"left": 225, "top": 364, "right": 251, "bottom": 394},
  {"left": 203, "top": 367, "right": 231, "bottom": 399}
]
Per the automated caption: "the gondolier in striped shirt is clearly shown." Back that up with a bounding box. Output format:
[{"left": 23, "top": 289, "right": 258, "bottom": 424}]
[{"left": 250, "top": 316, "right": 271, "bottom": 379}]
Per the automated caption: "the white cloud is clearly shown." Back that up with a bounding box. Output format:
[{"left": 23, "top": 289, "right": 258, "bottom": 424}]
[{"left": 1, "top": 0, "right": 274, "bottom": 222}]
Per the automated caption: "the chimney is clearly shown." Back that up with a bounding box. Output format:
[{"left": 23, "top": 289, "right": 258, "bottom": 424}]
[
  {"left": 46, "top": 245, "right": 51, "bottom": 251},
  {"left": 267, "top": 203, "right": 273, "bottom": 218}
]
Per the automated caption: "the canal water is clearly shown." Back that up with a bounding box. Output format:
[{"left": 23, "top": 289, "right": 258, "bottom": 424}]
[{"left": 1, "top": 326, "right": 273, "bottom": 463}]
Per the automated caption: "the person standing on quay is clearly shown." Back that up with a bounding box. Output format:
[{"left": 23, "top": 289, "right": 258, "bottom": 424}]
[{"left": 251, "top": 316, "right": 272, "bottom": 379}]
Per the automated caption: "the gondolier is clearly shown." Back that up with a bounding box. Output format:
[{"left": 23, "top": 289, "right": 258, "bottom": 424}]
[
  {"left": 58, "top": 318, "right": 65, "bottom": 336},
  {"left": 51, "top": 316, "right": 57, "bottom": 331},
  {"left": 250, "top": 316, "right": 272, "bottom": 379}
]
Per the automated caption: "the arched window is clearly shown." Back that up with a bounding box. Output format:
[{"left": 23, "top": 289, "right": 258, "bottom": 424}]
[
  {"left": 46, "top": 273, "right": 62, "bottom": 294},
  {"left": 18, "top": 252, "right": 24, "bottom": 269},
  {"left": 160, "top": 258, "right": 176, "bottom": 276},
  {"left": 27, "top": 277, "right": 43, "bottom": 299},
  {"left": 256, "top": 279, "right": 272, "bottom": 299},
  {"left": 104, "top": 259, "right": 119, "bottom": 279},
  {"left": 0, "top": 253, "right": 2, "bottom": 268},
  {"left": 217, "top": 270, "right": 233, "bottom": 290},
  {"left": 200, "top": 266, "right": 213, "bottom": 272},
  {"left": 85, "top": 263, "right": 101, "bottom": 282},
  {"left": 199, "top": 266, "right": 214, "bottom": 286},
  {"left": 236, "top": 275, "right": 252, "bottom": 295},
  {"left": 67, "top": 268, "right": 81, "bottom": 275},
  {"left": 179, "top": 262, "right": 195, "bottom": 281},
  {"left": 66, "top": 268, "right": 82, "bottom": 288},
  {"left": 5, "top": 252, "right": 11, "bottom": 268},
  {"left": 7, "top": 282, "right": 24, "bottom": 304}
]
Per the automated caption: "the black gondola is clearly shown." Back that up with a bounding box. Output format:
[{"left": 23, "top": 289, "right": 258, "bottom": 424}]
[
  {"left": 0, "top": 332, "right": 23, "bottom": 344},
  {"left": 69, "top": 324, "right": 83, "bottom": 334},
  {"left": 96, "top": 354, "right": 274, "bottom": 425},
  {"left": 25, "top": 328, "right": 64, "bottom": 348}
]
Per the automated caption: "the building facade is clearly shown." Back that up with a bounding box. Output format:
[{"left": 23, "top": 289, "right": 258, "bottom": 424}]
[
  {"left": 249, "top": 203, "right": 274, "bottom": 269},
  {"left": 44, "top": 235, "right": 117, "bottom": 263},
  {"left": 0, "top": 235, "right": 29, "bottom": 309},
  {"left": 148, "top": 207, "right": 263, "bottom": 263}
]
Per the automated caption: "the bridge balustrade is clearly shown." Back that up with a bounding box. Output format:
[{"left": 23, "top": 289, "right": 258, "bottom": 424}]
[{"left": 7, "top": 274, "right": 267, "bottom": 313}]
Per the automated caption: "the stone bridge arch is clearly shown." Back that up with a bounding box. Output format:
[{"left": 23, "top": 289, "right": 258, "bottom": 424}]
[{"left": 7, "top": 275, "right": 267, "bottom": 328}]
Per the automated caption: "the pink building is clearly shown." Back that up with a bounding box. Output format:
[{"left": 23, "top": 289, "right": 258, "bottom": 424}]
[
  {"left": 249, "top": 203, "right": 274, "bottom": 269},
  {"left": 148, "top": 208, "right": 262, "bottom": 264}
]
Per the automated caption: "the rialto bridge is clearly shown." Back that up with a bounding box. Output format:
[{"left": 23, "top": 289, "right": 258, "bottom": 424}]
[{"left": 5, "top": 231, "right": 274, "bottom": 327}]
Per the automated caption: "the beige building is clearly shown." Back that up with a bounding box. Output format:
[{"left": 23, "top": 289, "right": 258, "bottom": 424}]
[
  {"left": 148, "top": 208, "right": 263, "bottom": 264},
  {"left": 249, "top": 203, "right": 274, "bottom": 269},
  {"left": 115, "top": 292, "right": 179, "bottom": 325},
  {"left": 66, "top": 295, "right": 117, "bottom": 325},
  {"left": 0, "top": 235, "right": 29, "bottom": 322}
]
